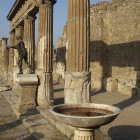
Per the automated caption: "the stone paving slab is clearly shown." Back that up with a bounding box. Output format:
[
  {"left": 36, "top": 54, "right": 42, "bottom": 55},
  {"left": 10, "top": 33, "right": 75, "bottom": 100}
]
[
  {"left": 0, "top": 94, "right": 34, "bottom": 140},
  {"left": 1, "top": 80, "right": 140, "bottom": 140},
  {"left": 1, "top": 86, "right": 70, "bottom": 140}
]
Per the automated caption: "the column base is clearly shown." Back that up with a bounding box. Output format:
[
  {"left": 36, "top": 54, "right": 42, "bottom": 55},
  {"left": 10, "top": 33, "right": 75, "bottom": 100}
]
[
  {"left": 36, "top": 70, "right": 54, "bottom": 108},
  {"left": 15, "top": 74, "right": 38, "bottom": 113},
  {"left": 74, "top": 128, "right": 95, "bottom": 140},
  {"left": 64, "top": 72, "right": 91, "bottom": 104}
]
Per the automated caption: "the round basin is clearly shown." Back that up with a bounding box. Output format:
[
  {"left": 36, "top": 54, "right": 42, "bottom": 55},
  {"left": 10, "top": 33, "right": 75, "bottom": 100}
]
[{"left": 50, "top": 103, "right": 121, "bottom": 128}]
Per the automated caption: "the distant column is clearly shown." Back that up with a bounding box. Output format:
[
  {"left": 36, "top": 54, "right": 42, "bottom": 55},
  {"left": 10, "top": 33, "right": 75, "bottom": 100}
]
[
  {"left": 37, "top": 0, "right": 56, "bottom": 107},
  {"left": 24, "top": 16, "right": 36, "bottom": 72},
  {"left": 65, "top": 0, "right": 91, "bottom": 103},
  {"left": 0, "top": 40, "right": 2, "bottom": 67},
  {"left": 8, "top": 31, "right": 15, "bottom": 82},
  {"left": 14, "top": 25, "right": 24, "bottom": 66},
  {"left": 2, "top": 38, "right": 9, "bottom": 80}
]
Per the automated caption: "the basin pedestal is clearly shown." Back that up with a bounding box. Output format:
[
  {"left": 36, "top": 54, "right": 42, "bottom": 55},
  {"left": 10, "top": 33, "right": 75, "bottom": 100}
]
[
  {"left": 15, "top": 74, "right": 38, "bottom": 113},
  {"left": 74, "top": 128, "right": 94, "bottom": 140}
]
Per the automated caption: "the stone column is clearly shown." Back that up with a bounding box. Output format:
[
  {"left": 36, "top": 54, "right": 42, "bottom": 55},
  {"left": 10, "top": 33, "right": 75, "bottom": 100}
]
[
  {"left": 24, "top": 16, "right": 36, "bottom": 72},
  {"left": 2, "top": 38, "right": 9, "bottom": 81},
  {"left": 13, "top": 26, "right": 24, "bottom": 81},
  {"left": 14, "top": 25, "right": 24, "bottom": 66},
  {"left": 0, "top": 40, "right": 2, "bottom": 77},
  {"left": 37, "top": 0, "right": 56, "bottom": 107},
  {"left": 8, "top": 31, "right": 15, "bottom": 82},
  {"left": 65, "top": 0, "right": 91, "bottom": 103}
]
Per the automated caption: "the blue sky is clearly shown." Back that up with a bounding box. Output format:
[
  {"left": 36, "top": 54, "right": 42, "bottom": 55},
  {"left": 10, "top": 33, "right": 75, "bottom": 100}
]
[{"left": 0, "top": 0, "right": 111, "bottom": 48}]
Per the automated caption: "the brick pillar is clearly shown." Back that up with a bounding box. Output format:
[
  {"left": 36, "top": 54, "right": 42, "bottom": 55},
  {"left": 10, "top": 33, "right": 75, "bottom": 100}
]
[
  {"left": 24, "top": 16, "right": 36, "bottom": 72},
  {"left": 2, "top": 38, "right": 9, "bottom": 81},
  {"left": 37, "top": 0, "right": 56, "bottom": 107},
  {"left": 65, "top": 0, "right": 91, "bottom": 103}
]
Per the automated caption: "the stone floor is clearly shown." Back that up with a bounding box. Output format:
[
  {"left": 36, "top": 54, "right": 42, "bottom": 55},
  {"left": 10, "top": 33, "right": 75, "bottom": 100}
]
[
  {"left": 1, "top": 79, "right": 140, "bottom": 140},
  {"left": 53, "top": 83, "right": 140, "bottom": 140},
  {"left": 0, "top": 94, "right": 35, "bottom": 140}
]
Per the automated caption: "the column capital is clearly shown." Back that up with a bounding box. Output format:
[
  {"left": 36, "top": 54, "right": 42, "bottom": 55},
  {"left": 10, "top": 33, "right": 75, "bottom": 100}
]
[
  {"left": 40, "top": 0, "right": 56, "bottom": 7},
  {"left": 2, "top": 38, "right": 8, "bottom": 41},
  {"left": 15, "top": 25, "right": 23, "bottom": 29},
  {"left": 9, "top": 30, "right": 15, "bottom": 34},
  {"left": 24, "top": 15, "right": 36, "bottom": 21}
]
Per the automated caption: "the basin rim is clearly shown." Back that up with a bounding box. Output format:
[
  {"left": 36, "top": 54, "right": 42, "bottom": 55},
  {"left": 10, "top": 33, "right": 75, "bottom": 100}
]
[{"left": 50, "top": 103, "right": 121, "bottom": 119}]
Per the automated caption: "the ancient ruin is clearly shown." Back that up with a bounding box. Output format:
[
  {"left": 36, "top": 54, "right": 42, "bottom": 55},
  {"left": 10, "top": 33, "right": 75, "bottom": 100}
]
[{"left": 0, "top": 0, "right": 140, "bottom": 139}]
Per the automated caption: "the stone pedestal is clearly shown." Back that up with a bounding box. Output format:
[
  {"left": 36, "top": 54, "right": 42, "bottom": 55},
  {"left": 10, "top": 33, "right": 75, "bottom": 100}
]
[
  {"left": 15, "top": 74, "right": 38, "bottom": 113},
  {"left": 74, "top": 128, "right": 94, "bottom": 140},
  {"left": 64, "top": 72, "right": 91, "bottom": 104}
]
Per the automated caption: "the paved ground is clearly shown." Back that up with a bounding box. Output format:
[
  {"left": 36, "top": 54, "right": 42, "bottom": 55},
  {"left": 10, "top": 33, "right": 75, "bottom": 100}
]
[
  {"left": 53, "top": 83, "right": 140, "bottom": 140},
  {"left": 0, "top": 94, "right": 34, "bottom": 140},
  {"left": 1, "top": 79, "right": 140, "bottom": 140}
]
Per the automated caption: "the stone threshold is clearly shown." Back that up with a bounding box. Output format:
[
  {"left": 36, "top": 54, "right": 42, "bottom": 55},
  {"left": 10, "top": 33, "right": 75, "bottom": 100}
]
[{"left": 1, "top": 89, "right": 70, "bottom": 140}]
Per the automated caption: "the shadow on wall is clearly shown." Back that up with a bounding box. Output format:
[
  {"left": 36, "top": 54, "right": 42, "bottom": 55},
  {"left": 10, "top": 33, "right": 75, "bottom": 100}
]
[
  {"left": 56, "top": 47, "right": 66, "bottom": 63},
  {"left": 90, "top": 40, "right": 140, "bottom": 91},
  {"left": 108, "top": 125, "right": 140, "bottom": 140}
]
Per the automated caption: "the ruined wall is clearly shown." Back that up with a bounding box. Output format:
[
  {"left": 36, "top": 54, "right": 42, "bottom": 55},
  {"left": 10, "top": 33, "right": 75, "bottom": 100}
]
[
  {"left": 90, "top": 0, "right": 140, "bottom": 95},
  {"left": 55, "top": 25, "right": 67, "bottom": 79}
]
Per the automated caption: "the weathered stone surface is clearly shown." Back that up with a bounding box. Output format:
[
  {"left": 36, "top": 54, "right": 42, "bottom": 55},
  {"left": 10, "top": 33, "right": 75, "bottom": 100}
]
[
  {"left": 106, "top": 77, "right": 118, "bottom": 92},
  {"left": 1, "top": 38, "right": 9, "bottom": 81},
  {"left": 15, "top": 74, "right": 38, "bottom": 113},
  {"left": 67, "top": 0, "right": 90, "bottom": 72},
  {"left": 64, "top": 72, "right": 91, "bottom": 104},
  {"left": 90, "top": 0, "right": 140, "bottom": 96},
  {"left": 37, "top": 71, "right": 54, "bottom": 107},
  {"left": 24, "top": 15, "right": 36, "bottom": 71}
]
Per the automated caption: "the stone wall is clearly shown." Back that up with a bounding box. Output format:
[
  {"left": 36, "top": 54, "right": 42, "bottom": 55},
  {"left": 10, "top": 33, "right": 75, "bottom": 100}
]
[
  {"left": 55, "top": 0, "right": 140, "bottom": 96},
  {"left": 90, "top": 0, "right": 140, "bottom": 96},
  {"left": 55, "top": 25, "right": 67, "bottom": 79}
]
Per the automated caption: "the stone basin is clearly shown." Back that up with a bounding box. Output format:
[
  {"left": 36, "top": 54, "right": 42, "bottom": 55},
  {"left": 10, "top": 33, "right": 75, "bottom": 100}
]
[{"left": 50, "top": 103, "right": 121, "bottom": 128}]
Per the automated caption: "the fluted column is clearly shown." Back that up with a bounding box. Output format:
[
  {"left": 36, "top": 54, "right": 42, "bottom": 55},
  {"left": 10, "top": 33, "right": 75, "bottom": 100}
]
[
  {"left": 9, "top": 31, "right": 15, "bottom": 66},
  {"left": 0, "top": 40, "right": 2, "bottom": 66},
  {"left": 0, "top": 40, "right": 2, "bottom": 77},
  {"left": 14, "top": 25, "right": 24, "bottom": 66},
  {"left": 2, "top": 38, "right": 9, "bottom": 81},
  {"left": 24, "top": 16, "right": 35, "bottom": 71},
  {"left": 65, "top": 0, "right": 91, "bottom": 104},
  {"left": 37, "top": 0, "right": 56, "bottom": 107},
  {"left": 8, "top": 31, "right": 15, "bottom": 83}
]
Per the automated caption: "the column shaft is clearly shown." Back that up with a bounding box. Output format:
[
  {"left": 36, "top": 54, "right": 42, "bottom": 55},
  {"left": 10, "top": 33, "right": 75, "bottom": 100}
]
[
  {"left": 37, "top": 0, "right": 56, "bottom": 107},
  {"left": 14, "top": 26, "right": 24, "bottom": 66},
  {"left": 65, "top": 0, "right": 91, "bottom": 104},
  {"left": 9, "top": 31, "right": 15, "bottom": 67},
  {"left": 24, "top": 16, "right": 35, "bottom": 70},
  {"left": 2, "top": 38, "right": 9, "bottom": 80},
  {"left": 67, "top": 0, "right": 90, "bottom": 72},
  {"left": 38, "top": 3, "right": 53, "bottom": 72}
]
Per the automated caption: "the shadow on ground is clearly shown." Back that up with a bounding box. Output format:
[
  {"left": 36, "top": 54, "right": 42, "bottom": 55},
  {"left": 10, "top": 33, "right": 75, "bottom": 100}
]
[
  {"left": 23, "top": 132, "right": 44, "bottom": 140},
  {"left": 0, "top": 120, "right": 21, "bottom": 133},
  {"left": 108, "top": 125, "right": 140, "bottom": 140},
  {"left": 114, "top": 94, "right": 140, "bottom": 110}
]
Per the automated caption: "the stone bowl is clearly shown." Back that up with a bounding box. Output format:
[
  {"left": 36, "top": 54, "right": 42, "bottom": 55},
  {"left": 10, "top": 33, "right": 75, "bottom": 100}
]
[{"left": 50, "top": 103, "right": 121, "bottom": 128}]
